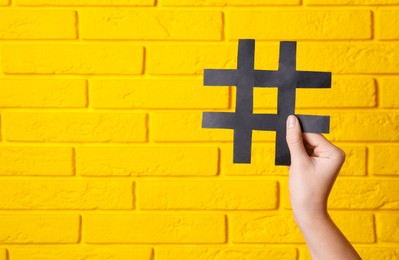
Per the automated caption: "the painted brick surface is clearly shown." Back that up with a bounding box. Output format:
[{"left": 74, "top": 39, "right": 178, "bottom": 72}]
[
  {"left": 227, "top": 10, "right": 371, "bottom": 40},
  {"left": 0, "top": 181, "right": 133, "bottom": 209},
  {"left": 16, "top": 0, "right": 155, "bottom": 5},
  {"left": 356, "top": 247, "right": 399, "bottom": 259},
  {"left": 377, "top": 214, "right": 399, "bottom": 242},
  {"left": 0, "top": 146, "right": 73, "bottom": 176},
  {"left": 254, "top": 78, "right": 376, "bottom": 108},
  {"left": 0, "top": 249, "right": 5, "bottom": 260},
  {"left": 9, "top": 247, "right": 153, "bottom": 260},
  {"left": 90, "top": 78, "right": 229, "bottom": 109},
  {"left": 222, "top": 145, "right": 366, "bottom": 176},
  {"left": 330, "top": 112, "right": 399, "bottom": 141},
  {"left": 2, "top": 45, "right": 143, "bottom": 75},
  {"left": 4, "top": 111, "right": 147, "bottom": 142},
  {"left": 138, "top": 181, "right": 277, "bottom": 209},
  {"left": 161, "top": 0, "right": 300, "bottom": 5},
  {"left": 77, "top": 146, "right": 218, "bottom": 176},
  {"left": 0, "top": 215, "right": 79, "bottom": 243},
  {"left": 221, "top": 145, "right": 287, "bottom": 176},
  {"left": 85, "top": 214, "right": 226, "bottom": 243},
  {"left": 0, "top": 10, "right": 76, "bottom": 39},
  {"left": 372, "top": 145, "right": 399, "bottom": 175},
  {"left": 294, "top": 43, "right": 399, "bottom": 73},
  {"left": 151, "top": 111, "right": 277, "bottom": 142},
  {"left": 379, "top": 78, "right": 399, "bottom": 108},
  {"left": 328, "top": 180, "right": 399, "bottom": 209},
  {"left": 80, "top": 10, "right": 222, "bottom": 40},
  {"left": 151, "top": 112, "right": 236, "bottom": 142},
  {"left": 0, "top": 79, "right": 87, "bottom": 108},
  {"left": 377, "top": 10, "right": 399, "bottom": 39},
  {"left": 156, "top": 247, "right": 298, "bottom": 260},
  {"left": 147, "top": 45, "right": 238, "bottom": 75},
  {"left": 306, "top": 0, "right": 399, "bottom": 5},
  {"left": 230, "top": 213, "right": 374, "bottom": 243},
  {"left": 282, "top": 179, "right": 399, "bottom": 210},
  {"left": 0, "top": 1, "right": 398, "bottom": 258},
  {"left": 148, "top": 43, "right": 399, "bottom": 75}
]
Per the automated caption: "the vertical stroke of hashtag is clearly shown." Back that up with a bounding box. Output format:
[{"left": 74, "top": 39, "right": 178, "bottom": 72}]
[{"left": 202, "top": 40, "right": 331, "bottom": 165}]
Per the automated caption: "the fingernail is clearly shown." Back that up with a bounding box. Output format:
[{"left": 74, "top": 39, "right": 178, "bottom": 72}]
[{"left": 288, "top": 115, "right": 295, "bottom": 128}]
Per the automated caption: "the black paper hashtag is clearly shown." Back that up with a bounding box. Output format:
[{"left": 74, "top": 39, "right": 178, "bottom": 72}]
[{"left": 202, "top": 39, "right": 331, "bottom": 166}]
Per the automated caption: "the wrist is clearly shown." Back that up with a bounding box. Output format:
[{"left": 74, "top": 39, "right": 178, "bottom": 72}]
[{"left": 292, "top": 207, "right": 330, "bottom": 227}]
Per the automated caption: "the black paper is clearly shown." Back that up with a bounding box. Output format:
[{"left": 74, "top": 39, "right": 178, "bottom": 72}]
[{"left": 202, "top": 39, "right": 331, "bottom": 165}]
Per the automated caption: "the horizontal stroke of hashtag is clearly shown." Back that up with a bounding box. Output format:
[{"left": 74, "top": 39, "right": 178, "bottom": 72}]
[{"left": 202, "top": 39, "right": 331, "bottom": 166}]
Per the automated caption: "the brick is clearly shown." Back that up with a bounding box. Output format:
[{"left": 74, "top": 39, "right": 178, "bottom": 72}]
[
  {"left": 299, "top": 245, "right": 388, "bottom": 260},
  {"left": 147, "top": 44, "right": 238, "bottom": 75},
  {"left": 0, "top": 10, "right": 76, "bottom": 39},
  {"left": 90, "top": 78, "right": 229, "bottom": 109},
  {"left": 329, "top": 112, "right": 399, "bottom": 141},
  {"left": 161, "top": 0, "right": 300, "bottom": 5},
  {"left": 0, "top": 79, "right": 86, "bottom": 108},
  {"left": 292, "top": 43, "right": 399, "bottom": 74},
  {"left": 231, "top": 213, "right": 374, "bottom": 243},
  {"left": 379, "top": 78, "right": 399, "bottom": 108},
  {"left": 16, "top": 0, "right": 154, "bottom": 5},
  {"left": 0, "top": 180, "right": 133, "bottom": 209},
  {"left": 298, "top": 247, "right": 311, "bottom": 260},
  {"left": 298, "top": 245, "right": 399, "bottom": 260},
  {"left": 299, "top": 78, "right": 375, "bottom": 108},
  {"left": 149, "top": 42, "right": 399, "bottom": 75},
  {"left": 356, "top": 247, "right": 399, "bottom": 259},
  {"left": 0, "top": 215, "right": 79, "bottom": 243},
  {"left": 328, "top": 180, "right": 399, "bottom": 209},
  {"left": 85, "top": 214, "right": 225, "bottom": 243},
  {"left": 254, "top": 78, "right": 376, "bottom": 108},
  {"left": 81, "top": 10, "right": 222, "bottom": 40},
  {"left": 377, "top": 10, "right": 399, "bottom": 39},
  {"left": 331, "top": 213, "right": 375, "bottom": 243},
  {"left": 138, "top": 181, "right": 277, "bottom": 210},
  {"left": 77, "top": 146, "right": 218, "bottom": 176},
  {"left": 230, "top": 213, "right": 304, "bottom": 243},
  {"left": 154, "top": 111, "right": 399, "bottom": 143},
  {"left": 151, "top": 112, "right": 275, "bottom": 142},
  {"left": 377, "top": 214, "right": 399, "bottom": 242},
  {"left": 0, "top": 146, "right": 73, "bottom": 176},
  {"left": 299, "top": 246, "right": 390, "bottom": 260},
  {"left": 2, "top": 45, "right": 143, "bottom": 75},
  {"left": 372, "top": 145, "right": 399, "bottom": 175},
  {"left": 156, "top": 247, "right": 297, "bottom": 260},
  {"left": 152, "top": 112, "right": 232, "bottom": 142},
  {"left": 222, "top": 145, "right": 366, "bottom": 176},
  {"left": 221, "top": 145, "right": 287, "bottom": 176},
  {"left": 282, "top": 179, "right": 399, "bottom": 210},
  {"left": 9, "top": 247, "right": 152, "bottom": 260},
  {"left": 3, "top": 111, "right": 146, "bottom": 142},
  {"left": 306, "top": 0, "right": 399, "bottom": 5},
  {"left": 339, "top": 146, "right": 367, "bottom": 176},
  {"left": 228, "top": 10, "right": 370, "bottom": 40}
]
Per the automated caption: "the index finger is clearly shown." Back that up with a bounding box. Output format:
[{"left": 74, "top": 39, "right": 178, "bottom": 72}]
[{"left": 302, "top": 133, "right": 344, "bottom": 159}]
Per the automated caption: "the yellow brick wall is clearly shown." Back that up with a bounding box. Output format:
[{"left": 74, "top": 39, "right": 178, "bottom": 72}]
[{"left": 0, "top": 0, "right": 398, "bottom": 259}]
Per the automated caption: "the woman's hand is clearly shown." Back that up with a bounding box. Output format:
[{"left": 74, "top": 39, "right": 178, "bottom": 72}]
[
  {"left": 286, "top": 115, "right": 361, "bottom": 260},
  {"left": 286, "top": 115, "right": 345, "bottom": 218}
]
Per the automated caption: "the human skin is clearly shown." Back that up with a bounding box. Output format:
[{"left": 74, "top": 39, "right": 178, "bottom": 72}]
[{"left": 286, "top": 115, "right": 361, "bottom": 260}]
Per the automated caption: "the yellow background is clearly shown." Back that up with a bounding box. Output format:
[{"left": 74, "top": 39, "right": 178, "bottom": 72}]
[{"left": 0, "top": 0, "right": 398, "bottom": 259}]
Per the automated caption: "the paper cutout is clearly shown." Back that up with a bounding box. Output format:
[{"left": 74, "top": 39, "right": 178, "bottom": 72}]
[{"left": 202, "top": 39, "right": 331, "bottom": 165}]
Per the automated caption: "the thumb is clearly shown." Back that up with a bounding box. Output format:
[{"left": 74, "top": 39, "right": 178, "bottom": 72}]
[{"left": 286, "top": 115, "right": 308, "bottom": 164}]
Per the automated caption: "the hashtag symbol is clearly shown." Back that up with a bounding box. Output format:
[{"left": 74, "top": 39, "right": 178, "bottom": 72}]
[{"left": 202, "top": 39, "right": 331, "bottom": 166}]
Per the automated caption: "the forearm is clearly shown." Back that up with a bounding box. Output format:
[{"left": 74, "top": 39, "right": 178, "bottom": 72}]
[{"left": 294, "top": 210, "right": 361, "bottom": 260}]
